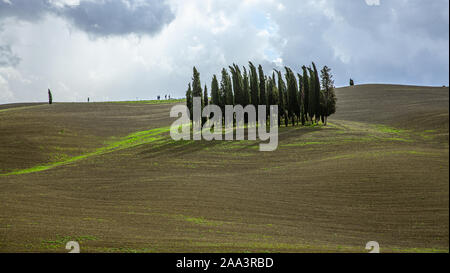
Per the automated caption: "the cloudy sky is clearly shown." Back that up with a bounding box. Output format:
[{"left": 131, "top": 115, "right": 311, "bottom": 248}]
[{"left": 0, "top": 0, "right": 448, "bottom": 103}]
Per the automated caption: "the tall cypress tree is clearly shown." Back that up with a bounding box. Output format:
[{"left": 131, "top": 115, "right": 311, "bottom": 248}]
[
  {"left": 285, "top": 67, "right": 299, "bottom": 126},
  {"left": 229, "top": 64, "right": 244, "bottom": 106},
  {"left": 297, "top": 73, "right": 306, "bottom": 125},
  {"left": 242, "top": 67, "right": 250, "bottom": 107},
  {"left": 268, "top": 75, "right": 279, "bottom": 127},
  {"left": 307, "top": 66, "right": 316, "bottom": 122},
  {"left": 268, "top": 74, "right": 279, "bottom": 108},
  {"left": 312, "top": 62, "right": 321, "bottom": 122},
  {"left": 302, "top": 66, "right": 310, "bottom": 121},
  {"left": 276, "top": 70, "right": 287, "bottom": 127},
  {"left": 221, "top": 68, "right": 234, "bottom": 106},
  {"left": 258, "top": 65, "right": 266, "bottom": 110},
  {"left": 192, "top": 67, "right": 203, "bottom": 107},
  {"left": 186, "top": 83, "right": 193, "bottom": 121},
  {"left": 249, "top": 62, "right": 259, "bottom": 110},
  {"left": 320, "top": 66, "right": 337, "bottom": 125},
  {"left": 204, "top": 84, "right": 209, "bottom": 107},
  {"left": 211, "top": 74, "right": 220, "bottom": 106},
  {"left": 192, "top": 67, "right": 204, "bottom": 125}
]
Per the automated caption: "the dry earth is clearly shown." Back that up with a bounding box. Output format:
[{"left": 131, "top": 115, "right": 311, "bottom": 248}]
[{"left": 0, "top": 84, "right": 448, "bottom": 252}]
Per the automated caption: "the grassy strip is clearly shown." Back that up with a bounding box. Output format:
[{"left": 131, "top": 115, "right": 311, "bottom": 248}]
[
  {"left": 0, "top": 126, "right": 172, "bottom": 176},
  {"left": 107, "top": 99, "right": 186, "bottom": 104}
]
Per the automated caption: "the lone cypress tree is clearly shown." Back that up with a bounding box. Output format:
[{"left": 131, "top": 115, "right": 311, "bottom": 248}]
[
  {"left": 320, "top": 66, "right": 337, "bottom": 125},
  {"left": 48, "top": 89, "right": 53, "bottom": 104},
  {"left": 186, "top": 83, "right": 193, "bottom": 121},
  {"left": 349, "top": 78, "right": 354, "bottom": 86}
]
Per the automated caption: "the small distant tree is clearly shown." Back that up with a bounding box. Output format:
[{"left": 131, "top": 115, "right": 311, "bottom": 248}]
[
  {"left": 321, "top": 66, "right": 337, "bottom": 126},
  {"left": 349, "top": 78, "right": 354, "bottom": 86},
  {"left": 48, "top": 89, "right": 53, "bottom": 104}
]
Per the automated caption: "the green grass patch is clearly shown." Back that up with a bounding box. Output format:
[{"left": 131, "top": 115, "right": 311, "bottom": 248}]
[
  {"left": 40, "top": 234, "right": 98, "bottom": 249},
  {"left": 1, "top": 126, "right": 173, "bottom": 176},
  {"left": 108, "top": 99, "right": 186, "bottom": 104}
]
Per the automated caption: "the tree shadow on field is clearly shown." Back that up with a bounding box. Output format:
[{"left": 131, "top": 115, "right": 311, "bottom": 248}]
[{"left": 138, "top": 125, "right": 333, "bottom": 160}]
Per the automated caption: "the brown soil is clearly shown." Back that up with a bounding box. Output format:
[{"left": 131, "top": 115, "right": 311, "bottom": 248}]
[{"left": 0, "top": 84, "right": 448, "bottom": 253}]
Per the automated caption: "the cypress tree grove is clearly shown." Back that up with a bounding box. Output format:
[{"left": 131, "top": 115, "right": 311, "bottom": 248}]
[
  {"left": 312, "top": 62, "right": 321, "bottom": 123},
  {"left": 187, "top": 62, "right": 336, "bottom": 129},
  {"left": 320, "top": 66, "right": 337, "bottom": 125},
  {"left": 301, "top": 66, "right": 310, "bottom": 121}
]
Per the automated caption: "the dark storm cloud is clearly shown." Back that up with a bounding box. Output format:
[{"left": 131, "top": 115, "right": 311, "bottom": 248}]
[
  {"left": 0, "top": 0, "right": 53, "bottom": 22},
  {"left": 59, "top": 0, "right": 175, "bottom": 37},
  {"left": 0, "top": 0, "right": 175, "bottom": 37},
  {"left": 0, "top": 44, "right": 20, "bottom": 67}
]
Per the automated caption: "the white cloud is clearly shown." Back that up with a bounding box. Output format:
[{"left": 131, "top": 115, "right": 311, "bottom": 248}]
[{"left": 365, "top": 0, "right": 380, "bottom": 6}]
